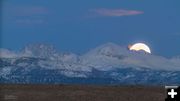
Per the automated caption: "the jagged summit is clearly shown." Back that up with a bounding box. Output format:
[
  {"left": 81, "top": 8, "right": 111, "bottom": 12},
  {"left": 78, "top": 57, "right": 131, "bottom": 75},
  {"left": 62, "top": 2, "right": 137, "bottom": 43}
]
[{"left": 21, "top": 43, "right": 59, "bottom": 59}]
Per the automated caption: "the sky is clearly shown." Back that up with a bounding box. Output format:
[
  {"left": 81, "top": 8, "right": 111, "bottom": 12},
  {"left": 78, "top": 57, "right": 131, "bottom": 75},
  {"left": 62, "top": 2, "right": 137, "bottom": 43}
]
[{"left": 1, "top": 0, "right": 180, "bottom": 57}]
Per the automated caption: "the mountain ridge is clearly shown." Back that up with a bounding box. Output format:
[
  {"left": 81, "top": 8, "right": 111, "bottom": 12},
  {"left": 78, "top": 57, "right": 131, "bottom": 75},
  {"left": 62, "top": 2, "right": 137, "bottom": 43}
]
[{"left": 1, "top": 43, "right": 180, "bottom": 85}]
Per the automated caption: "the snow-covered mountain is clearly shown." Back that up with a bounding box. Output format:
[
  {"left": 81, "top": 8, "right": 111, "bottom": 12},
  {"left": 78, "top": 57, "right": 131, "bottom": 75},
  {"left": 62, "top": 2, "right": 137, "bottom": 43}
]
[{"left": 1, "top": 43, "right": 180, "bottom": 85}]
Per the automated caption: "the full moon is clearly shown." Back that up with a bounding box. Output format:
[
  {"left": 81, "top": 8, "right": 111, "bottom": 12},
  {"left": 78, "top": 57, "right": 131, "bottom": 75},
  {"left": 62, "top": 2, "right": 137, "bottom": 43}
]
[{"left": 128, "top": 43, "right": 151, "bottom": 53}]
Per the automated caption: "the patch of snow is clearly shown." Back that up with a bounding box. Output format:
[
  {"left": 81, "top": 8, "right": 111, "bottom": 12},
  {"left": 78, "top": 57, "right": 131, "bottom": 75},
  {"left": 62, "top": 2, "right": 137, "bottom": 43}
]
[
  {"left": 0, "top": 66, "right": 12, "bottom": 77},
  {"left": 61, "top": 71, "right": 87, "bottom": 78}
]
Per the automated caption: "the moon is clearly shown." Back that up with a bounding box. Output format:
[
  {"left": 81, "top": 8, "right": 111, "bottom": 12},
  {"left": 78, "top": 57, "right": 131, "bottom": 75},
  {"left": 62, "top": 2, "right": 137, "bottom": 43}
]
[{"left": 129, "top": 43, "right": 151, "bottom": 53}]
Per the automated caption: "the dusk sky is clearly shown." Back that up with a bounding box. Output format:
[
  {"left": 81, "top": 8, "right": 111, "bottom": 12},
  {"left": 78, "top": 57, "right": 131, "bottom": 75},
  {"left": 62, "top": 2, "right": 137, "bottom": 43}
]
[{"left": 1, "top": 0, "right": 180, "bottom": 57}]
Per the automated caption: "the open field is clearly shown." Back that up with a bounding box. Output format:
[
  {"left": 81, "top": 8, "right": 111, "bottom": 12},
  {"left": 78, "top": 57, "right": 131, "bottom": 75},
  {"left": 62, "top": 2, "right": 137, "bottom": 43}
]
[{"left": 0, "top": 84, "right": 165, "bottom": 101}]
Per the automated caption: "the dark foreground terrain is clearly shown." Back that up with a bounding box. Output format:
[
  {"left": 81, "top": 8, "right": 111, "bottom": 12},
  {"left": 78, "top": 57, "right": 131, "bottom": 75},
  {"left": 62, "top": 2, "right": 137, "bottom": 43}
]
[{"left": 0, "top": 84, "right": 165, "bottom": 101}]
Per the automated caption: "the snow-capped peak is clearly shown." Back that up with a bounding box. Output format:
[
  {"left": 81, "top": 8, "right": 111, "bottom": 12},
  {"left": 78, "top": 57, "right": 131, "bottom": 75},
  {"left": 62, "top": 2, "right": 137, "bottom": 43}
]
[
  {"left": 84, "top": 42, "right": 129, "bottom": 56},
  {"left": 80, "top": 43, "right": 129, "bottom": 71},
  {"left": 80, "top": 43, "right": 180, "bottom": 71},
  {"left": 21, "top": 43, "right": 59, "bottom": 59}
]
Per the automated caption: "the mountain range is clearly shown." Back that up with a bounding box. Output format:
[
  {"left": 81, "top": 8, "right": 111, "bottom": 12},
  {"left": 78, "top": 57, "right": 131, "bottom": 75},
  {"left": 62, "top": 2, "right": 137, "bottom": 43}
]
[{"left": 1, "top": 43, "right": 180, "bottom": 85}]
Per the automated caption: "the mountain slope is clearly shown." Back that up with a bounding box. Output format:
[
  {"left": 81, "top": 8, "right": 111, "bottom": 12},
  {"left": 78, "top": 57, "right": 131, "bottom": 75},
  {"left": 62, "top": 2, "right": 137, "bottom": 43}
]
[{"left": 0, "top": 43, "right": 180, "bottom": 85}]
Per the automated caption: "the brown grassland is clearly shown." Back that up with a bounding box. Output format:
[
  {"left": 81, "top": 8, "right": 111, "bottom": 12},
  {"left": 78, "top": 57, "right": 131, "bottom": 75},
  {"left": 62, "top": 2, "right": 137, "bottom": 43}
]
[{"left": 0, "top": 84, "right": 165, "bottom": 101}]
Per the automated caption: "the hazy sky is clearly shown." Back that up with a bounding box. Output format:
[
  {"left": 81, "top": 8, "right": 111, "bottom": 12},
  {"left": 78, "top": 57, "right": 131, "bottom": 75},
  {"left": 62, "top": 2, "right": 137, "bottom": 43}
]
[{"left": 1, "top": 0, "right": 180, "bottom": 57}]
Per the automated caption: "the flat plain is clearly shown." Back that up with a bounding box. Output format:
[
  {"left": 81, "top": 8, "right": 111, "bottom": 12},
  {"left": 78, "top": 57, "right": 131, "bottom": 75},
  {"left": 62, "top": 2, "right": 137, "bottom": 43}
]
[{"left": 0, "top": 84, "right": 165, "bottom": 101}]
